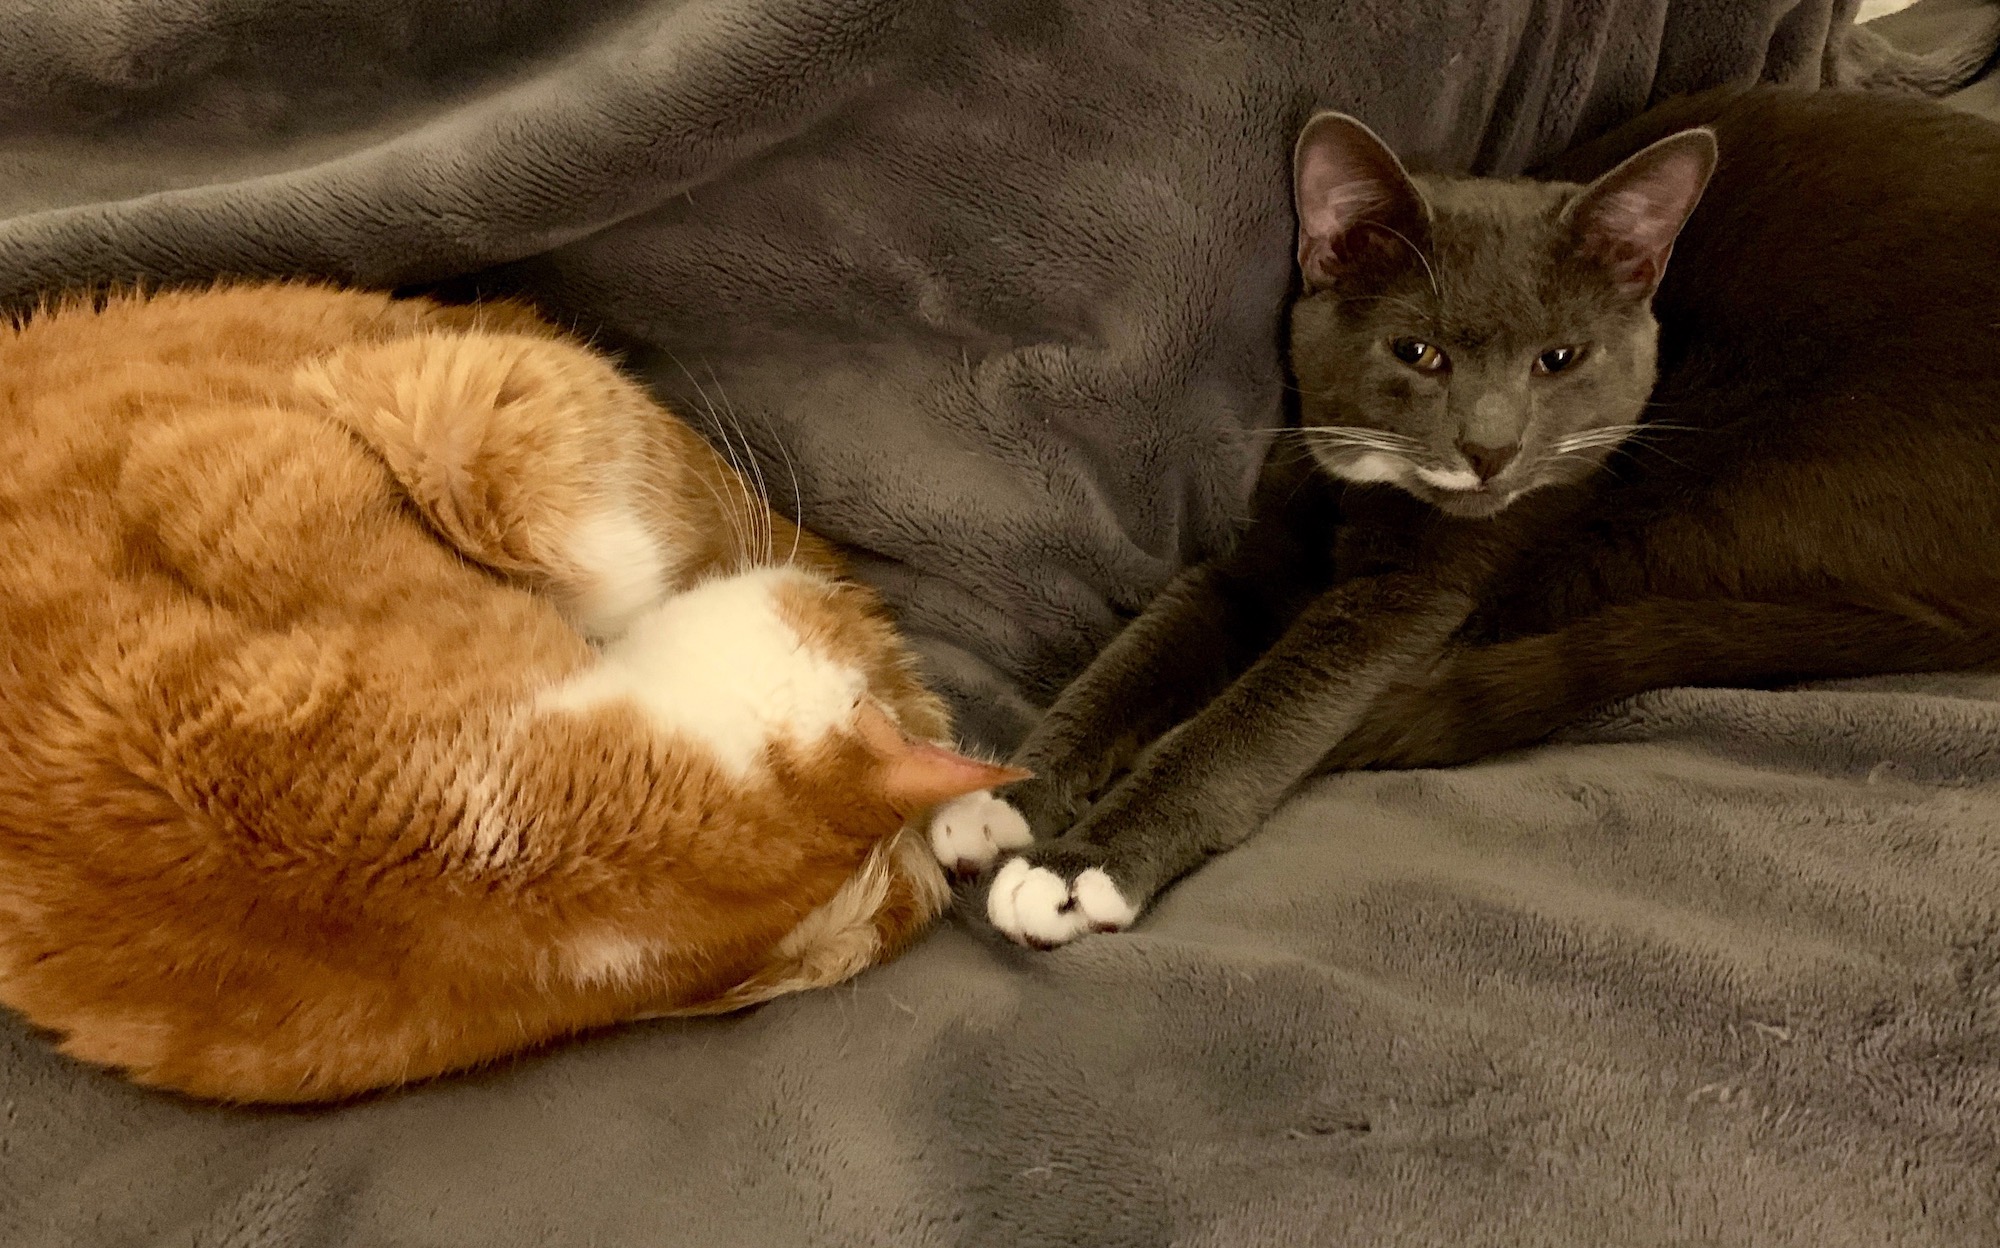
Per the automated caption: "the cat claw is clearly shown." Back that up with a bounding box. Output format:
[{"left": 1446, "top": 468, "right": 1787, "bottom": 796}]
[
  {"left": 926, "top": 790, "right": 1032, "bottom": 876},
  {"left": 987, "top": 857, "right": 1138, "bottom": 948}
]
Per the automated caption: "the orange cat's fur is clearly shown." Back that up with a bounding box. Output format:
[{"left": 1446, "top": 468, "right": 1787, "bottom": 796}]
[{"left": 0, "top": 283, "right": 1019, "bottom": 1103}]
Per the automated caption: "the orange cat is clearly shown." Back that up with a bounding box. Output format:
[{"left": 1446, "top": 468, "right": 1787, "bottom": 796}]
[{"left": 0, "top": 283, "right": 1029, "bottom": 1103}]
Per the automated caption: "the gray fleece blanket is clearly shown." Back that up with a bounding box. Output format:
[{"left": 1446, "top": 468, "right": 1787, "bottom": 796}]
[{"left": 4, "top": 0, "right": 2000, "bottom": 1244}]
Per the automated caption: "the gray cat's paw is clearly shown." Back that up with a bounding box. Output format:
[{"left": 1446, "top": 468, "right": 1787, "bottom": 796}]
[
  {"left": 987, "top": 851, "right": 1139, "bottom": 948},
  {"left": 927, "top": 790, "right": 1032, "bottom": 877}
]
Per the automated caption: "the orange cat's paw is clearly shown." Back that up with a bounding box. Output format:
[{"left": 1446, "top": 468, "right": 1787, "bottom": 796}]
[{"left": 927, "top": 789, "right": 1032, "bottom": 877}]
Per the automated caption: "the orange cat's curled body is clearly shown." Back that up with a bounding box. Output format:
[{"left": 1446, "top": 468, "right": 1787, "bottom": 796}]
[{"left": 0, "top": 283, "right": 1021, "bottom": 1102}]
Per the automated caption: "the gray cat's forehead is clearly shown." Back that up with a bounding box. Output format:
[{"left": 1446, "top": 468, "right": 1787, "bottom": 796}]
[
  {"left": 1415, "top": 174, "right": 1576, "bottom": 222},
  {"left": 1395, "top": 175, "right": 1594, "bottom": 347}
]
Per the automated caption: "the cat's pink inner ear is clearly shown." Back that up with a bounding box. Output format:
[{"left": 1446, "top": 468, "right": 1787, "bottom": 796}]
[
  {"left": 853, "top": 701, "right": 1031, "bottom": 810},
  {"left": 1293, "top": 112, "right": 1424, "bottom": 289},
  {"left": 1570, "top": 128, "right": 1718, "bottom": 298}
]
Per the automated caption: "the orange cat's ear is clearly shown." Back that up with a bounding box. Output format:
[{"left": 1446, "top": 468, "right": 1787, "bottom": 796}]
[{"left": 854, "top": 701, "right": 1031, "bottom": 810}]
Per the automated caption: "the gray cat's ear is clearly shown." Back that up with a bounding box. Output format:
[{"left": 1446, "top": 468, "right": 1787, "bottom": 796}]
[
  {"left": 1566, "top": 128, "right": 1718, "bottom": 299},
  {"left": 1293, "top": 111, "right": 1429, "bottom": 292}
]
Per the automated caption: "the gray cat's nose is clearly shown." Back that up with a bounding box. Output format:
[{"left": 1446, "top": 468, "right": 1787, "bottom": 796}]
[{"left": 1456, "top": 440, "right": 1519, "bottom": 482}]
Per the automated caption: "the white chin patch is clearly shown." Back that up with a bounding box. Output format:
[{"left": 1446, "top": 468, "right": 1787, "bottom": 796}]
[
  {"left": 1329, "top": 451, "right": 1410, "bottom": 486},
  {"left": 537, "top": 566, "right": 866, "bottom": 778},
  {"left": 1414, "top": 465, "right": 1483, "bottom": 492}
]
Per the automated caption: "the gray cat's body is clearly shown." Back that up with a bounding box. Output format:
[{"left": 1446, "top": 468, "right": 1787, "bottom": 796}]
[{"left": 950, "top": 88, "right": 2000, "bottom": 947}]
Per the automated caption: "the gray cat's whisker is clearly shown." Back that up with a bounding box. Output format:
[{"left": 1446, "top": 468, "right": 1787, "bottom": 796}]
[
  {"left": 1292, "top": 430, "right": 1411, "bottom": 446},
  {"left": 1307, "top": 423, "right": 1420, "bottom": 440},
  {"left": 1264, "top": 429, "right": 1404, "bottom": 449},
  {"left": 1579, "top": 422, "right": 1695, "bottom": 441},
  {"left": 1301, "top": 440, "right": 1416, "bottom": 457},
  {"left": 1609, "top": 441, "right": 1693, "bottom": 471},
  {"left": 1552, "top": 429, "right": 1648, "bottom": 453},
  {"left": 1293, "top": 425, "right": 1424, "bottom": 448},
  {"left": 1550, "top": 437, "right": 1614, "bottom": 454}
]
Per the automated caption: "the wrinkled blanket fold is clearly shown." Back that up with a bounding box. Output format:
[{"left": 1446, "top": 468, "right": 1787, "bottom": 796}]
[{"left": 3, "top": 0, "right": 1999, "bottom": 1244}]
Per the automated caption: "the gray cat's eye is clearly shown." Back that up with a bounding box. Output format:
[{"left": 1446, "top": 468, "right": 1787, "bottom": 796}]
[
  {"left": 1534, "top": 345, "right": 1584, "bottom": 375},
  {"left": 1389, "top": 337, "right": 1448, "bottom": 373}
]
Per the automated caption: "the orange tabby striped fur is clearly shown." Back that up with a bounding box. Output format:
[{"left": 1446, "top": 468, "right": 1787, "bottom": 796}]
[{"left": 0, "top": 283, "right": 1017, "bottom": 1102}]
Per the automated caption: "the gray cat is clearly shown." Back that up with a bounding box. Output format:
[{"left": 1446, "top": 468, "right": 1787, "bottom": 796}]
[{"left": 932, "top": 88, "right": 2000, "bottom": 947}]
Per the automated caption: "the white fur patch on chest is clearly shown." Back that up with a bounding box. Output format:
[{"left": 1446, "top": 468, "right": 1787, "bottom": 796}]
[{"left": 538, "top": 566, "right": 865, "bottom": 778}]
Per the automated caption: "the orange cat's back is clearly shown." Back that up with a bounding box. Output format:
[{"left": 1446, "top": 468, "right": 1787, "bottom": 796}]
[
  {"left": 0, "top": 284, "right": 1003, "bottom": 1101},
  {"left": 0, "top": 283, "right": 585, "bottom": 714}
]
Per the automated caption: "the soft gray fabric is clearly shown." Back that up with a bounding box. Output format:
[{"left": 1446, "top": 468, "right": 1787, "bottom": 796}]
[{"left": 4, "top": 0, "right": 2000, "bottom": 1244}]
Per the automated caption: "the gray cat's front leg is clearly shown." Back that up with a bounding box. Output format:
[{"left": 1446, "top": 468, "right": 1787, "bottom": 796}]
[
  {"left": 980, "top": 575, "right": 1471, "bottom": 947},
  {"left": 934, "top": 560, "right": 1297, "bottom": 876},
  {"left": 1005, "top": 565, "right": 1253, "bottom": 825}
]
